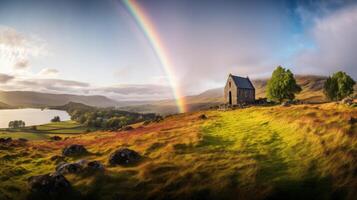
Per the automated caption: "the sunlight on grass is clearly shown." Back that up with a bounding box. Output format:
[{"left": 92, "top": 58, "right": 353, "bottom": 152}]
[{"left": 0, "top": 104, "right": 356, "bottom": 199}]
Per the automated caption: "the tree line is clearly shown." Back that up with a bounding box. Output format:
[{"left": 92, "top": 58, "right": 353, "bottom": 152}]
[
  {"left": 266, "top": 66, "right": 355, "bottom": 103},
  {"left": 58, "top": 102, "right": 157, "bottom": 130}
]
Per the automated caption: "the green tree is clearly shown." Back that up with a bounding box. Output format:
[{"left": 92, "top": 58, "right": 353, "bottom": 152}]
[
  {"left": 51, "top": 116, "right": 61, "bottom": 122},
  {"left": 266, "top": 66, "right": 302, "bottom": 102},
  {"left": 8, "top": 120, "right": 25, "bottom": 128},
  {"left": 324, "top": 71, "right": 355, "bottom": 101}
]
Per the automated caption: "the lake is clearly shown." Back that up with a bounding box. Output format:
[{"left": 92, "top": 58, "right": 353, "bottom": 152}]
[{"left": 0, "top": 108, "right": 70, "bottom": 128}]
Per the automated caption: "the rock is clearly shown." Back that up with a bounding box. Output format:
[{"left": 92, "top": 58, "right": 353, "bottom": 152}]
[
  {"left": 198, "top": 114, "right": 207, "bottom": 120},
  {"left": 87, "top": 161, "right": 104, "bottom": 172},
  {"left": 143, "top": 120, "right": 151, "bottom": 126},
  {"left": 62, "top": 144, "right": 87, "bottom": 157},
  {"left": 27, "top": 173, "right": 78, "bottom": 199},
  {"left": 56, "top": 160, "right": 104, "bottom": 174},
  {"left": 122, "top": 126, "right": 133, "bottom": 131},
  {"left": 56, "top": 162, "right": 83, "bottom": 174},
  {"left": 154, "top": 116, "right": 164, "bottom": 122},
  {"left": 0, "top": 137, "right": 12, "bottom": 143},
  {"left": 18, "top": 138, "right": 28, "bottom": 142},
  {"left": 50, "top": 136, "right": 62, "bottom": 141},
  {"left": 341, "top": 97, "right": 353, "bottom": 105},
  {"left": 50, "top": 155, "right": 65, "bottom": 163},
  {"left": 281, "top": 102, "right": 290, "bottom": 107},
  {"left": 109, "top": 148, "right": 141, "bottom": 166}
]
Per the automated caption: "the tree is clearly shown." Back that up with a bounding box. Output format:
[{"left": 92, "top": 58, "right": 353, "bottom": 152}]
[
  {"left": 51, "top": 116, "right": 61, "bottom": 122},
  {"left": 323, "top": 71, "right": 355, "bottom": 101},
  {"left": 8, "top": 120, "right": 25, "bottom": 128},
  {"left": 266, "top": 66, "right": 302, "bottom": 102}
]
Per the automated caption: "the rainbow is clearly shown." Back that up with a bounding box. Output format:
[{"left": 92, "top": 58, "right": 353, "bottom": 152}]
[{"left": 122, "top": 0, "right": 186, "bottom": 113}]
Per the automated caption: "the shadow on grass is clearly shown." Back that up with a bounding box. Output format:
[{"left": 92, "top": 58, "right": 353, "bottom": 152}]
[
  {"left": 265, "top": 176, "right": 346, "bottom": 200},
  {"left": 196, "top": 134, "right": 235, "bottom": 148}
]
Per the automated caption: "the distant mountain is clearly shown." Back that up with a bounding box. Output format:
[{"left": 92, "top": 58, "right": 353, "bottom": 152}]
[
  {"left": 121, "top": 75, "right": 352, "bottom": 115},
  {"left": 0, "top": 91, "right": 119, "bottom": 108},
  {"left": 0, "top": 101, "right": 13, "bottom": 109}
]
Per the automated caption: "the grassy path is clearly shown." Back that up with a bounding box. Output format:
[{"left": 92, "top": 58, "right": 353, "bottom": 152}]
[{"left": 200, "top": 108, "right": 334, "bottom": 199}]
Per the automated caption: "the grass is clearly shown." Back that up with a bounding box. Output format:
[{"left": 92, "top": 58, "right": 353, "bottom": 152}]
[
  {"left": 0, "top": 121, "right": 87, "bottom": 140},
  {"left": 0, "top": 103, "right": 356, "bottom": 200}
]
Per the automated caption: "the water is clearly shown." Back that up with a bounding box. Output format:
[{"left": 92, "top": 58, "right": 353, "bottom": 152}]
[{"left": 0, "top": 108, "right": 70, "bottom": 128}]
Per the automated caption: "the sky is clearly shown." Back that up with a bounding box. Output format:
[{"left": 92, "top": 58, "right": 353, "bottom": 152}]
[{"left": 0, "top": 0, "right": 356, "bottom": 101}]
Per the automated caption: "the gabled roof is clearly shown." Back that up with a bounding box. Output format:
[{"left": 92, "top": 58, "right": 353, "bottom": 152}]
[{"left": 229, "top": 74, "right": 255, "bottom": 89}]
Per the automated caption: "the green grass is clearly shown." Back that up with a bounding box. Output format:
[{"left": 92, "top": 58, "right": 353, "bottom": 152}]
[
  {"left": 0, "top": 103, "right": 356, "bottom": 199},
  {"left": 0, "top": 120, "right": 86, "bottom": 140}
]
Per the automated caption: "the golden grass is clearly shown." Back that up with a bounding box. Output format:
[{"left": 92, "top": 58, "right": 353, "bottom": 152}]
[{"left": 0, "top": 103, "right": 356, "bottom": 200}]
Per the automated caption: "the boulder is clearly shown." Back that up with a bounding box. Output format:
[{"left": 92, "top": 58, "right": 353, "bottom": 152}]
[
  {"left": 198, "top": 114, "right": 207, "bottom": 120},
  {"left": 143, "top": 120, "right": 151, "bottom": 126},
  {"left": 50, "top": 155, "right": 65, "bottom": 163},
  {"left": 0, "top": 137, "right": 12, "bottom": 143},
  {"left": 56, "top": 162, "right": 83, "bottom": 174},
  {"left": 87, "top": 161, "right": 105, "bottom": 172},
  {"left": 281, "top": 102, "right": 290, "bottom": 107},
  {"left": 341, "top": 97, "right": 353, "bottom": 105},
  {"left": 109, "top": 148, "right": 141, "bottom": 166},
  {"left": 122, "top": 126, "right": 133, "bottom": 131},
  {"left": 62, "top": 144, "right": 87, "bottom": 157},
  {"left": 27, "top": 173, "right": 78, "bottom": 199},
  {"left": 50, "top": 136, "right": 62, "bottom": 141},
  {"left": 18, "top": 138, "right": 28, "bottom": 142}
]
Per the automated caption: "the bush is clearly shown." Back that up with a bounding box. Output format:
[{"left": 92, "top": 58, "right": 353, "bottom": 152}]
[
  {"left": 51, "top": 116, "right": 61, "bottom": 122},
  {"left": 323, "top": 71, "right": 355, "bottom": 101},
  {"left": 266, "top": 66, "right": 302, "bottom": 102}
]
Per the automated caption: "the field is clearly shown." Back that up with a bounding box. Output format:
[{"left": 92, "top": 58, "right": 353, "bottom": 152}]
[
  {"left": 0, "top": 121, "right": 87, "bottom": 140},
  {"left": 0, "top": 103, "right": 356, "bottom": 200}
]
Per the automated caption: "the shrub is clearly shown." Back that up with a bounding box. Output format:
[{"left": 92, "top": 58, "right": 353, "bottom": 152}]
[{"left": 51, "top": 116, "right": 61, "bottom": 122}]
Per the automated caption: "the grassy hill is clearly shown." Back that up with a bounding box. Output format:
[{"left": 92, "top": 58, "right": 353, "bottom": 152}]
[
  {"left": 121, "top": 75, "right": 357, "bottom": 115},
  {"left": 0, "top": 121, "right": 87, "bottom": 140},
  {"left": 120, "top": 75, "right": 331, "bottom": 114},
  {"left": 0, "top": 91, "right": 119, "bottom": 108},
  {"left": 1, "top": 103, "right": 356, "bottom": 199},
  {"left": 0, "top": 101, "right": 13, "bottom": 109}
]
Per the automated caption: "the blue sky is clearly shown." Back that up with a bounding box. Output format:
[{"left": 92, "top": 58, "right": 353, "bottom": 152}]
[{"left": 0, "top": 0, "right": 356, "bottom": 100}]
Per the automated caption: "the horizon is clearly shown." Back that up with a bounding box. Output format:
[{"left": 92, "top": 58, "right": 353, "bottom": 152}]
[{"left": 0, "top": 0, "right": 356, "bottom": 107}]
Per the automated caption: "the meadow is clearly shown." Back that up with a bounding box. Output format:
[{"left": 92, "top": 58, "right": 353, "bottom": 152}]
[
  {"left": 0, "top": 121, "right": 87, "bottom": 140},
  {"left": 0, "top": 103, "right": 356, "bottom": 200}
]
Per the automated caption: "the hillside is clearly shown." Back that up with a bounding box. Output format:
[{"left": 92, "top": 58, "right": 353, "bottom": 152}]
[
  {"left": 0, "top": 103, "right": 356, "bottom": 199},
  {"left": 0, "top": 91, "right": 119, "bottom": 108},
  {"left": 120, "top": 75, "right": 331, "bottom": 114},
  {"left": 0, "top": 101, "right": 13, "bottom": 109}
]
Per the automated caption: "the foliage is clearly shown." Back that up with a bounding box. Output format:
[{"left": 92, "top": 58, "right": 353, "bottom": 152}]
[
  {"left": 56, "top": 102, "right": 157, "bottom": 130},
  {"left": 266, "top": 66, "right": 302, "bottom": 102},
  {"left": 8, "top": 120, "right": 25, "bottom": 128},
  {"left": 323, "top": 71, "right": 355, "bottom": 101},
  {"left": 51, "top": 116, "right": 61, "bottom": 122}
]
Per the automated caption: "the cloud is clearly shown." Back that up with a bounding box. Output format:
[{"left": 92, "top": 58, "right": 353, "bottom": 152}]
[
  {"left": 96, "top": 84, "right": 171, "bottom": 95},
  {"left": 1, "top": 78, "right": 90, "bottom": 93},
  {"left": 0, "top": 26, "right": 47, "bottom": 72},
  {"left": 0, "top": 73, "right": 14, "bottom": 83},
  {"left": 14, "top": 59, "right": 29, "bottom": 69},
  {"left": 0, "top": 76, "right": 171, "bottom": 100},
  {"left": 294, "top": 5, "right": 357, "bottom": 78},
  {"left": 38, "top": 68, "right": 59, "bottom": 77}
]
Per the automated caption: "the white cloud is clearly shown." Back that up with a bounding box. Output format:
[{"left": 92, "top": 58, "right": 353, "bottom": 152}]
[
  {"left": 0, "top": 73, "right": 14, "bottom": 83},
  {"left": 38, "top": 68, "right": 59, "bottom": 77},
  {"left": 294, "top": 5, "right": 357, "bottom": 78},
  {"left": 0, "top": 26, "right": 47, "bottom": 73}
]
